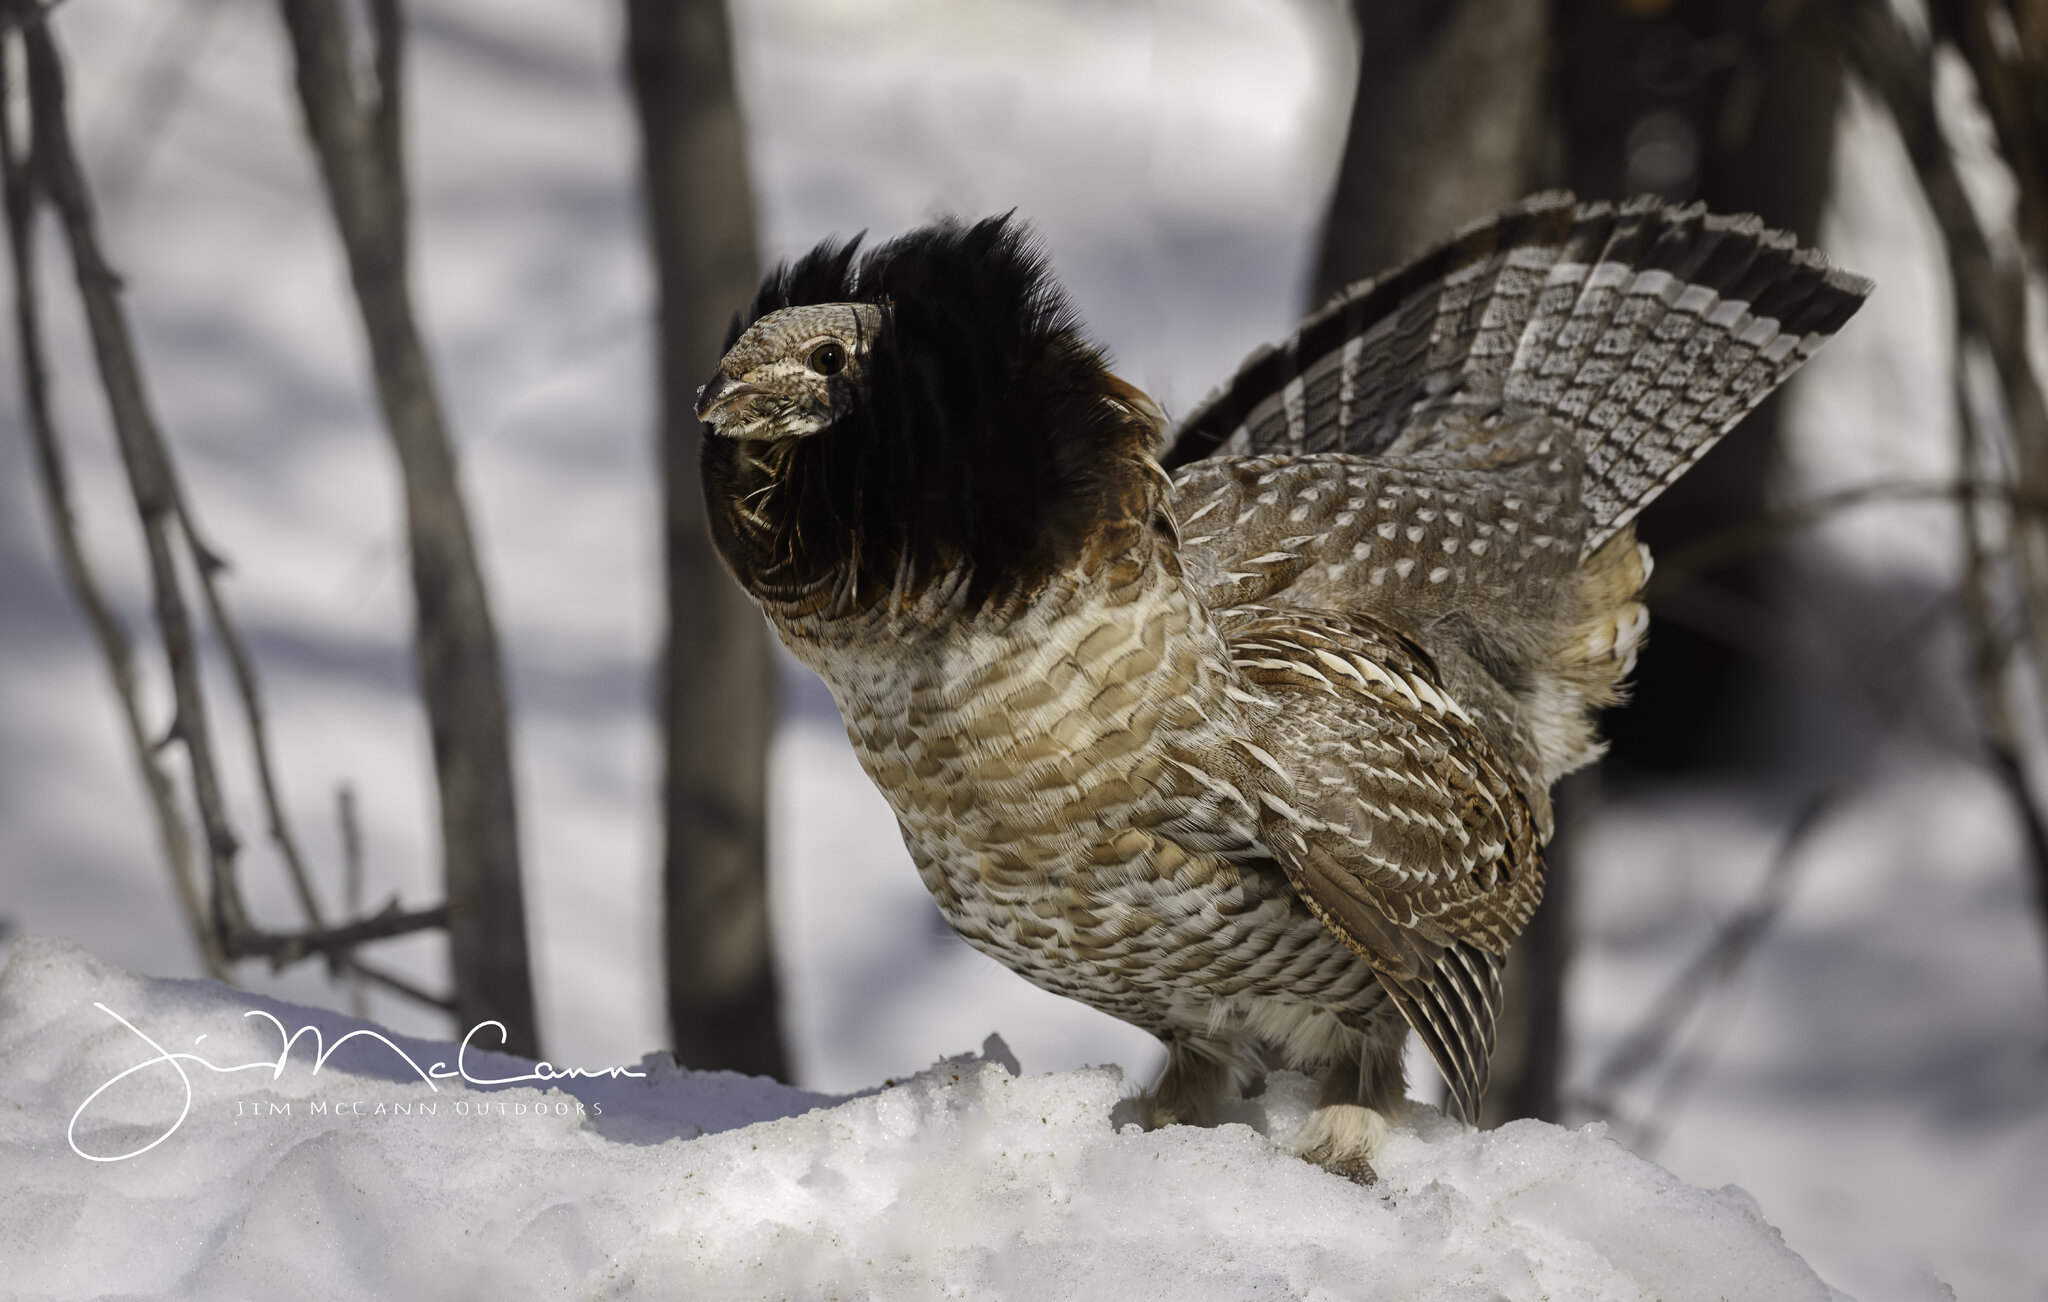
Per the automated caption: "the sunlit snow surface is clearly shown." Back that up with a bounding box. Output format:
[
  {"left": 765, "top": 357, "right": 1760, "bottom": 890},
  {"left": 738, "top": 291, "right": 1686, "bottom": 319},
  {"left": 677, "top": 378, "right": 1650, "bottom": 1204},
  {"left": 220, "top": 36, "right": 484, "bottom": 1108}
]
[{"left": 1, "top": 938, "right": 1845, "bottom": 1301}]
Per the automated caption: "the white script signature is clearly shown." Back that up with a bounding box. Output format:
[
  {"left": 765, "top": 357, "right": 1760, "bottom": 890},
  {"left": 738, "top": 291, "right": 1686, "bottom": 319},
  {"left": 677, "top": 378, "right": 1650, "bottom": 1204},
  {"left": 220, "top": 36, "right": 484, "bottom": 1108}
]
[{"left": 69, "top": 1002, "right": 646, "bottom": 1162}]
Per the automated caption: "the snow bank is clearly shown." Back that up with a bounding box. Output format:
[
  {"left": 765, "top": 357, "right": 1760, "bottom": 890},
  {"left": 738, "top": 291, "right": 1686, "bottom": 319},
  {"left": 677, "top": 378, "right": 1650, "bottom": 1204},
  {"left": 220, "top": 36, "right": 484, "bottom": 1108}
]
[{"left": 0, "top": 939, "right": 1842, "bottom": 1300}]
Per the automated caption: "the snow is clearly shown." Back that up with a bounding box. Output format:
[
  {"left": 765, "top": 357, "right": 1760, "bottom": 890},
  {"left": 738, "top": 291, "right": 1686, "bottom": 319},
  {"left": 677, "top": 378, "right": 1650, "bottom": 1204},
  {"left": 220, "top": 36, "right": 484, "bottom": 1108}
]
[
  {"left": 0, "top": 0, "right": 2044, "bottom": 1298},
  {"left": 2, "top": 936, "right": 1844, "bottom": 1301}
]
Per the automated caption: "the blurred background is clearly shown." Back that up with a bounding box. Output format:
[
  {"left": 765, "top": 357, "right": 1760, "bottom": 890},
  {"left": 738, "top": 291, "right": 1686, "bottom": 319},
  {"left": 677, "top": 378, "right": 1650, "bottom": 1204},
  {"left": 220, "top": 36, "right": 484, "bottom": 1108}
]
[{"left": 1, "top": 0, "right": 2044, "bottom": 1297}]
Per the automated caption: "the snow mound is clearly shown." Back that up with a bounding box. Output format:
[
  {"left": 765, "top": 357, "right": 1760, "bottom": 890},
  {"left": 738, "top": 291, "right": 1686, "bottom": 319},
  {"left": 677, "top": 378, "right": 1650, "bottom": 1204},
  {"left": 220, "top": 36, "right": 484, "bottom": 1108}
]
[{"left": 0, "top": 937, "right": 1844, "bottom": 1300}]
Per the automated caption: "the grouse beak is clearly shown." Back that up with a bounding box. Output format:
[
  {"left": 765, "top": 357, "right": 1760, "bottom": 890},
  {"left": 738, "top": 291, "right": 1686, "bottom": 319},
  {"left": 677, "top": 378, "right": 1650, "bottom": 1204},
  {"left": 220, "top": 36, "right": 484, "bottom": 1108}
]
[{"left": 694, "top": 372, "right": 764, "bottom": 427}]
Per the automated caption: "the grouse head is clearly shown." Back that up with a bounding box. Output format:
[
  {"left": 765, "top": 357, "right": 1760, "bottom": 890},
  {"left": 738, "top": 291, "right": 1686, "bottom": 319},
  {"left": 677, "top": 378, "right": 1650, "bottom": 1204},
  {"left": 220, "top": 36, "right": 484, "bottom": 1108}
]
[
  {"left": 698, "top": 215, "right": 1167, "bottom": 615},
  {"left": 693, "top": 300, "right": 884, "bottom": 441}
]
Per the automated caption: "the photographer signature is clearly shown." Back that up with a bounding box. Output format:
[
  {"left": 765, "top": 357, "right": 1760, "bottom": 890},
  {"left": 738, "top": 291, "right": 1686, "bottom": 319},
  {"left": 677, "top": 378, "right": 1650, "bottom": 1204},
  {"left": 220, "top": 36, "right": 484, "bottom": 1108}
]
[{"left": 69, "top": 1002, "right": 645, "bottom": 1162}]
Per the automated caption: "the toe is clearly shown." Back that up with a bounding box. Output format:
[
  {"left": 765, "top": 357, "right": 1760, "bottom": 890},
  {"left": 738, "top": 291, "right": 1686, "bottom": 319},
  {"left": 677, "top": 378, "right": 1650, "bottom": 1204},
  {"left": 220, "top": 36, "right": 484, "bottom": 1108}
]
[{"left": 1294, "top": 1102, "right": 1390, "bottom": 1184}]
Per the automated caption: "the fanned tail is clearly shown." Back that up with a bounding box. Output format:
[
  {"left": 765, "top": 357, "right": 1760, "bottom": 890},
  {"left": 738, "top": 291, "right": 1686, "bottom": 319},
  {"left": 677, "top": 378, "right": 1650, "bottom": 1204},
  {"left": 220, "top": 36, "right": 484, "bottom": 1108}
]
[
  {"left": 1160, "top": 193, "right": 1872, "bottom": 555},
  {"left": 1162, "top": 192, "right": 1581, "bottom": 469}
]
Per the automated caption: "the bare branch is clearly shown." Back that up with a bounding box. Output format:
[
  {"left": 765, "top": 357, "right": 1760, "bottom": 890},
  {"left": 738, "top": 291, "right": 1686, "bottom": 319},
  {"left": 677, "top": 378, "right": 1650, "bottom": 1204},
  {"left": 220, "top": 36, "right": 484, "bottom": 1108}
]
[
  {"left": 1945, "top": 0, "right": 2048, "bottom": 264},
  {"left": 91, "top": 0, "right": 223, "bottom": 219},
  {"left": 1647, "top": 478, "right": 2048, "bottom": 593},
  {"left": 277, "top": 0, "right": 537, "bottom": 1054},
  {"left": 1842, "top": 0, "right": 2048, "bottom": 668},
  {"left": 348, "top": 955, "right": 452, "bottom": 1013},
  {"left": 339, "top": 784, "right": 368, "bottom": 1015},
  {"left": 368, "top": 0, "right": 403, "bottom": 199},
  {"left": 15, "top": 1, "right": 250, "bottom": 946},
  {"left": 232, "top": 897, "right": 449, "bottom": 968},
  {"left": 1842, "top": 0, "right": 2048, "bottom": 989},
  {"left": 1579, "top": 783, "right": 1854, "bottom": 1123},
  {"left": 1843, "top": 0, "right": 2046, "bottom": 443},
  {"left": 0, "top": 20, "right": 222, "bottom": 977},
  {"left": 176, "top": 509, "right": 330, "bottom": 940},
  {"left": 1954, "top": 337, "right": 2048, "bottom": 986},
  {"left": 3, "top": 2, "right": 456, "bottom": 1013}
]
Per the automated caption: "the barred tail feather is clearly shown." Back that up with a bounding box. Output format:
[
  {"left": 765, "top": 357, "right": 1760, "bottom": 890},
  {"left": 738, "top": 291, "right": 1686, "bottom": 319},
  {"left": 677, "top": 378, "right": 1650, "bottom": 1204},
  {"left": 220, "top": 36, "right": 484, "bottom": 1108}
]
[
  {"left": 1500, "top": 199, "right": 1871, "bottom": 553},
  {"left": 1162, "top": 193, "right": 1872, "bottom": 556},
  {"left": 1162, "top": 192, "right": 1581, "bottom": 468}
]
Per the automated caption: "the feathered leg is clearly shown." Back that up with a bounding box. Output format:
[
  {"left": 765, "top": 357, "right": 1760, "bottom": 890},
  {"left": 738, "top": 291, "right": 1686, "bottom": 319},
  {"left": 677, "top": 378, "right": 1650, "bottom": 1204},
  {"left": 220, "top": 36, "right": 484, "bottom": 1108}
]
[
  {"left": 1296, "top": 1026, "right": 1408, "bottom": 1184},
  {"left": 1134, "top": 1032, "right": 1234, "bottom": 1129}
]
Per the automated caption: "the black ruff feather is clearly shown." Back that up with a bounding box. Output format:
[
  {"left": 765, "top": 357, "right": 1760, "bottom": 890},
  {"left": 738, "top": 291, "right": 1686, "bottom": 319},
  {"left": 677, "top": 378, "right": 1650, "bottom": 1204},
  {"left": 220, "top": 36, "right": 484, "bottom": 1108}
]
[{"left": 707, "top": 215, "right": 1146, "bottom": 610}]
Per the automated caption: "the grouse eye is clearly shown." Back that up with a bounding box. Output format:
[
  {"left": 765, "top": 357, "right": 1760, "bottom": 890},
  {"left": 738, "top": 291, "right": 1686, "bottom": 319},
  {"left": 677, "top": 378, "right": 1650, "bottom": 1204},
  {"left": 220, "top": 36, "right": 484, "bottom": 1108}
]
[{"left": 806, "top": 340, "right": 847, "bottom": 377}]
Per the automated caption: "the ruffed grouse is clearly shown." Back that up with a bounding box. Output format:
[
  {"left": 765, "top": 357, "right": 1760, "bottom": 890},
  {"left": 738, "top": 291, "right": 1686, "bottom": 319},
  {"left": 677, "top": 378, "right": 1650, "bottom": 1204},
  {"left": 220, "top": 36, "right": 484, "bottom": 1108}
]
[{"left": 695, "top": 194, "right": 1870, "bottom": 1179}]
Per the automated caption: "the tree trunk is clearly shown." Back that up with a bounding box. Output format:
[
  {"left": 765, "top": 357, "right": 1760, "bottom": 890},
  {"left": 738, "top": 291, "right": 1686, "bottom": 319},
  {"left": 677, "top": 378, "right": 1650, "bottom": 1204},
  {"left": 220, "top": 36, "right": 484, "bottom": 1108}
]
[
  {"left": 1552, "top": 0, "right": 1843, "bottom": 774},
  {"left": 1479, "top": 772, "right": 1581, "bottom": 1127},
  {"left": 625, "top": 0, "right": 786, "bottom": 1079},
  {"left": 1313, "top": 0, "right": 1550, "bottom": 299},
  {"left": 279, "top": 0, "right": 537, "bottom": 1055}
]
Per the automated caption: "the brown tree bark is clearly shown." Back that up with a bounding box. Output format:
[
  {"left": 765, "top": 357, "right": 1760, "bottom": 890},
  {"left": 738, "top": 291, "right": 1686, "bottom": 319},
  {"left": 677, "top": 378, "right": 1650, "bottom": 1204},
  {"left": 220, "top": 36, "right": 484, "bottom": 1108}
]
[
  {"left": 1312, "top": 0, "right": 1551, "bottom": 299},
  {"left": 1480, "top": 773, "right": 1581, "bottom": 1128},
  {"left": 279, "top": 0, "right": 537, "bottom": 1055},
  {"left": 1514, "top": 0, "right": 1844, "bottom": 1126},
  {"left": 625, "top": 0, "right": 786, "bottom": 1078}
]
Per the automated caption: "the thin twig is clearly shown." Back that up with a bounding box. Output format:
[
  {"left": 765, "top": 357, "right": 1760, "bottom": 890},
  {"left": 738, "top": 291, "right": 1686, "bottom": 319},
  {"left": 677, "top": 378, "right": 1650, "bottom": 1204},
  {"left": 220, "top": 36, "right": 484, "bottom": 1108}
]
[
  {"left": 348, "top": 955, "right": 452, "bottom": 1013},
  {"left": 1648, "top": 478, "right": 2048, "bottom": 595},
  {"left": 1855, "top": 585, "right": 1963, "bottom": 692},
  {"left": 90, "top": 0, "right": 222, "bottom": 219},
  {"left": 1643, "top": 576, "right": 1799, "bottom": 667},
  {"left": 1841, "top": 0, "right": 2048, "bottom": 695},
  {"left": 5, "top": 2, "right": 456, "bottom": 1011},
  {"left": 1954, "top": 335, "right": 2048, "bottom": 988},
  {"left": 1625, "top": 959, "right": 1754, "bottom": 1156},
  {"left": 339, "top": 784, "right": 367, "bottom": 1015},
  {"left": 1580, "top": 782, "right": 1854, "bottom": 1113},
  {"left": 175, "top": 508, "right": 330, "bottom": 941},
  {"left": 235, "top": 898, "right": 450, "bottom": 968},
  {"left": 0, "top": 21, "right": 222, "bottom": 978},
  {"left": 1848, "top": 584, "right": 1986, "bottom": 749},
  {"left": 1945, "top": 0, "right": 2048, "bottom": 265},
  {"left": 16, "top": 1, "right": 250, "bottom": 946}
]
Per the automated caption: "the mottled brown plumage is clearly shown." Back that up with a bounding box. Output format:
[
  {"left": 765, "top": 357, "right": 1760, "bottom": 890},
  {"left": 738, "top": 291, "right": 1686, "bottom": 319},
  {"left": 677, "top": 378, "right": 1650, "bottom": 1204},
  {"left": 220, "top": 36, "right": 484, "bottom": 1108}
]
[{"left": 694, "top": 196, "right": 1870, "bottom": 1179}]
